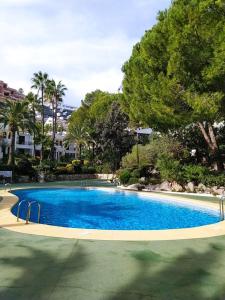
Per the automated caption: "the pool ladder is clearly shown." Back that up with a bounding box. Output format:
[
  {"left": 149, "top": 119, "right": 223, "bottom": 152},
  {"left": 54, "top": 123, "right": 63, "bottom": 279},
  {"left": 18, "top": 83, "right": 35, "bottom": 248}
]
[
  {"left": 219, "top": 194, "right": 225, "bottom": 221},
  {"left": 17, "top": 200, "right": 41, "bottom": 224}
]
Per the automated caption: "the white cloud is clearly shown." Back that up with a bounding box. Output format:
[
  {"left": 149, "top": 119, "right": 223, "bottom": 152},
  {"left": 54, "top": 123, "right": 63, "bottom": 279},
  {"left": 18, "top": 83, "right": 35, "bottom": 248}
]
[
  {"left": 0, "top": 0, "right": 170, "bottom": 106},
  {"left": 1, "top": 0, "right": 44, "bottom": 5}
]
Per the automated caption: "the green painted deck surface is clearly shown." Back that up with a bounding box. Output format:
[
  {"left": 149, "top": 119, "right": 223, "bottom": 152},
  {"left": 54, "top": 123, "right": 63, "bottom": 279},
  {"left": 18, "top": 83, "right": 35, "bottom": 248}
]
[
  {"left": 0, "top": 182, "right": 224, "bottom": 299},
  {"left": 1, "top": 229, "right": 225, "bottom": 300}
]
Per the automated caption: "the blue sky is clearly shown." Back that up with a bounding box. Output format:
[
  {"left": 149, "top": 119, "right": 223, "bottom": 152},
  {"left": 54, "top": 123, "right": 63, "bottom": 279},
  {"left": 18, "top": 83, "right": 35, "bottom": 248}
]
[{"left": 0, "top": 0, "right": 171, "bottom": 106}]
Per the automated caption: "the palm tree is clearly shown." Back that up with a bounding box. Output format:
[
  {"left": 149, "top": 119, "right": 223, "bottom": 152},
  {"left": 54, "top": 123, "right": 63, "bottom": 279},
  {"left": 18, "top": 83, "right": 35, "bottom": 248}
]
[
  {"left": 45, "top": 79, "right": 67, "bottom": 160},
  {"left": 66, "top": 125, "right": 88, "bottom": 160},
  {"left": 25, "top": 92, "right": 40, "bottom": 157},
  {"left": 0, "top": 100, "right": 36, "bottom": 166},
  {"left": 31, "top": 71, "right": 49, "bottom": 162}
]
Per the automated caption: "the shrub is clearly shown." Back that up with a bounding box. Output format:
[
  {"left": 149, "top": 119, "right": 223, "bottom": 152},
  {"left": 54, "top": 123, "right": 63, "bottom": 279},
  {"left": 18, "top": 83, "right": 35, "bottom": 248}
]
[
  {"left": 83, "top": 160, "right": 89, "bottom": 166},
  {"left": 54, "top": 167, "right": 68, "bottom": 175},
  {"left": 201, "top": 174, "right": 225, "bottom": 187},
  {"left": 73, "top": 165, "right": 82, "bottom": 174},
  {"left": 119, "top": 169, "right": 131, "bottom": 184},
  {"left": 72, "top": 160, "right": 81, "bottom": 166},
  {"left": 82, "top": 166, "right": 96, "bottom": 174},
  {"left": 121, "top": 134, "right": 188, "bottom": 169},
  {"left": 131, "top": 168, "right": 141, "bottom": 178},
  {"left": 66, "top": 164, "right": 75, "bottom": 174},
  {"left": 94, "top": 163, "right": 112, "bottom": 174},
  {"left": 128, "top": 177, "right": 139, "bottom": 185},
  {"left": 183, "top": 165, "right": 209, "bottom": 184},
  {"left": 15, "top": 158, "right": 37, "bottom": 178},
  {"left": 101, "top": 163, "right": 112, "bottom": 174},
  {"left": 156, "top": 155, "right": 182, "bottom": 182}
]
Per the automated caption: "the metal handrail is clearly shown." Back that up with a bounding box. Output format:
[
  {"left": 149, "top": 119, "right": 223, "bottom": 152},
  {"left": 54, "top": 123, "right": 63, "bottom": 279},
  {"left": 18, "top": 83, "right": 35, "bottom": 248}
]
[
  {"left": 17, "top": 200, "right": 30, "bottom": 222},
  {"left": 219, "top": 194, "right": 225, "bottom": 221},
  {"left": 26, "top": 201, "right": 41, "bottom": 224}
]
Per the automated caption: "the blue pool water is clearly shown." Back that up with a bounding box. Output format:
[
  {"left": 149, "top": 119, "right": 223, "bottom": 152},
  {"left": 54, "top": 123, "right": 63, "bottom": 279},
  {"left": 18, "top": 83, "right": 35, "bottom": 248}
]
[{"left": 11, "top": 188, "right": 220, "bottom": 230}]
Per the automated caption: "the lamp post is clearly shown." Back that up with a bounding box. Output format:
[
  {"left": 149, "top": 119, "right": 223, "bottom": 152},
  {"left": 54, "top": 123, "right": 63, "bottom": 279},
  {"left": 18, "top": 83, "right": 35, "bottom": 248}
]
[{"left": 136, "top": 129, "right": 140, "bottom": 168}]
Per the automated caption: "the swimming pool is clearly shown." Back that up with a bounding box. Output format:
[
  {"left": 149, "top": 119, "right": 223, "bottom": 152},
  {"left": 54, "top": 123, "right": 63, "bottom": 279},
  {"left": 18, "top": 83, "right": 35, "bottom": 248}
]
[{"left": 12, "top": 188, "right": 219, "bottom": 230}]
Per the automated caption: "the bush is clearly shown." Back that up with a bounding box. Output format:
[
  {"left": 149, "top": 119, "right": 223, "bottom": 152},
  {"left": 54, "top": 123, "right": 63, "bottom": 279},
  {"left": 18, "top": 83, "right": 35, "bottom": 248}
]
[
  {"left": 121, "top": 134, "right": 188, "bottom": 169},
  {"left": 131, "top": 168, "right": 141, "bottom": 178},
  {"left": 183, "top": 165, "right": 209, "bottom": 184},
  {"left": 83, "top": 160, "right": 89, "bottom": 166},
  {"left": 72, "top": 160, "right": 81, "bottom": 166},
  {"left": 54, "top": 167, "right": 68, "bottom": 175},
  {"left": 94, "top": 163, "right": 112, "bottom": 174},
  {"left": 201, "top": 174, "right": 225, "bottom": 187},
  {"left": 119, "top": 169, "right": 131, "bottom": 184},
  {"left": 128, "top": 177, "right": 139, "bottom": 185},
  {"left": 73, "top": 165, "right": 82, "bottom": 174},
  {"left": 156, "top": 155, "right": 182, "bottom": 182},
  {"left": 82, "top": 166, "right": 96, "bottom": 174},
  {"left": 66, "top": 164, "right": 75, "bottom": 174},
  {"left": 15, "top": 158, "right": 37, "bottom": 178}
]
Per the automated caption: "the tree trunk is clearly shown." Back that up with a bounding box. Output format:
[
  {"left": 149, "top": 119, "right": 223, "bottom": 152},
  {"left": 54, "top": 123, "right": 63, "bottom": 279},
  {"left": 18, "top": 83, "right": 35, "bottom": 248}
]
[
  {"left": 33, "top": 107, "right": 36, "bottom": 158},
  {"left": 50, "top": 98, "right": 56, "bottom": 161},
  {"left": 40, "top": 85, "right": 45, "bottom": 162},
  {"left": 197, "top": 122, "right": 223, "bottom": 171},
  {"left": 7, "top": 129, "right": 15, "bottom": 166}
]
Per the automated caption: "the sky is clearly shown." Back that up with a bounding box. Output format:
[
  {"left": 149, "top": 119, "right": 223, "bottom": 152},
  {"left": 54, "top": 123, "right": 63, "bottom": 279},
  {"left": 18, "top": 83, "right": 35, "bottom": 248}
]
[{"left": 0, "top": 0, "right": 171, "bottom": 107}]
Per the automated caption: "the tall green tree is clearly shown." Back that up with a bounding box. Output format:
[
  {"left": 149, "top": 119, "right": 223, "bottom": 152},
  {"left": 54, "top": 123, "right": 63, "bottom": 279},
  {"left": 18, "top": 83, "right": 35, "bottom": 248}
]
[
  {"left": 66, "top": 125, "right": 88, "bottom": 160},
  {"left": 122, "top": 0, "right": 225, "bottom": 170},
  {"left": 31, "top": 71, "right": 49, "bottom": 162},
  {"left": 0, "top": 100, "right": 36, "bottom": 166},
  {"left": 95, "top": 102, "right": 135, "bottom": 171},
  {"left": 25, "top": 92, "right": 40, "bottom": 157},
  {"left": 45, "top": 79, "right": 67, "bottom": 160}
]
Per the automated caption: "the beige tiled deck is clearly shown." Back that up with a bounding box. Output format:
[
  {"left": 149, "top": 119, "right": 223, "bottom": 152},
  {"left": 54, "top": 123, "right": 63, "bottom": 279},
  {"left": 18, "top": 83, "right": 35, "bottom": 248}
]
[{"left": 1, "top": 188, "right": 225, "bottom": 241}]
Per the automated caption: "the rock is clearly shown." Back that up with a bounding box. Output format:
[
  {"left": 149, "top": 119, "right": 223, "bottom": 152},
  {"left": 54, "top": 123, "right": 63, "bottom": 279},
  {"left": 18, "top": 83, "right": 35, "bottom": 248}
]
[
  {"left": 139, "top": 177, "right": 146, "bottom": 184},
  {"left": 145, "top": 184, "right": 161, "bottom": 191},
  {"left": 197, "top": 183, "right": 207, "bottom": 193},
  {"left": 159, "top": 181, "right": 171, "bottom": 191},
  {"left": 127, "top": 183, "right": 145, "bottom": 191},
  {"left": 185, "top": 182, "right": 195, "bottom": 193},
  {"left": 211, "top": 187, "right": 225, "bottom": 196},
  {"left": 171, "top": 181, "right": 183, "bottom": 192},
  {"left": 205, "top": 188, "right": 211, "bottom": 194}
]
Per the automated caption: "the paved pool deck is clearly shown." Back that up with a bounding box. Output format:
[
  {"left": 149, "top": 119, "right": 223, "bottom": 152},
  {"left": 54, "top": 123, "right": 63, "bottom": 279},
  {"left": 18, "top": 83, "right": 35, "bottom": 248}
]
[{"left": 1, "top": 229, "right": 225, "bottom": 299}]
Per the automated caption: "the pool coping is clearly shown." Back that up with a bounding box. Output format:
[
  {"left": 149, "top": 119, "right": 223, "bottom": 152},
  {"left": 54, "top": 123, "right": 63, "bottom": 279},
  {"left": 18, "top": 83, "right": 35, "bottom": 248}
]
[{"left": 1, "top": 186, "right": 225, "bottom": 241}]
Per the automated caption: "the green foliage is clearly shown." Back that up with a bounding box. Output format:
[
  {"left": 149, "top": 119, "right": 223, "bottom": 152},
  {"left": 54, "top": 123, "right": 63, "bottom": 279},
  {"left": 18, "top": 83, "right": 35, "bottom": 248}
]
[
  {"left": 0, "top": 100, "right": 37, "bottom": 166},
  {"left": 119, "top": 169, "right": 131, "bottom": 185},
  {"left": 156, "top": 155, "right": 182, "bottom": 182},
  {"left": 72, "top": 160, "right": 81, "bottom": 166},
  {"left": 95, "top": 102, "right": 135, "bottom": 171},
  {"left": 131, "top": 169, "right": 141, "bottom": 178},
  {"left": 15, "top": 158, "right": 37, "bottom": 178},
  {"left": 82, "top": 166, "right": 96, "bottom": 174},
  {"left": 122, "top": 0, "right": 225, "bottom": 168},
  {"left": 128, "top": 177, "right": 139, "bottom": 185},
  {"left": 95, "top": 163, "right": 112, "bottom": 174},
  {"left": 122, "top": 135, "right": 187, "bottom": 169},
  {"left": 183, "top": 165, "right": 209, "bottom": 184},
  {"left": 201, "top": 174, "right": 225, "bottom": 187},
  {"left": 68, "top": 90, "right": 133, "bottom": 169},
  {"left": 66, "top": 164, "right": 75, "bottom": 173},
  {"left": 83, "top": 160, "right": 89, "bottom": 166}
]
